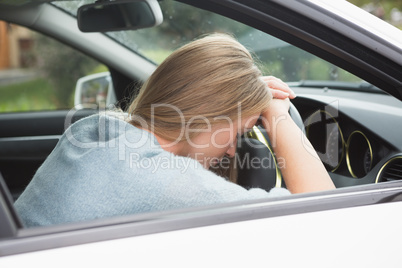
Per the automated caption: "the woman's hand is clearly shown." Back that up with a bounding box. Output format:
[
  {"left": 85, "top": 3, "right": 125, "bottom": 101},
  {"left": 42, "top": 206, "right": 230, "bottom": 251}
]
[
  {"left": 262, "top": 76, "right": 296, "bottom": 100},
  {"left": 261, "top": 76, "right": 294, "bottom": 117},
  {"left": 260, "top": 76, "right": 335, "bottom": 194}
]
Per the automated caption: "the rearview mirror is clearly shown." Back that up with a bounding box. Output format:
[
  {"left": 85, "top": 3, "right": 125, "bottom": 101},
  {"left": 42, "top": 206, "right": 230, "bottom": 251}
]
[{"left": 77, "top": 0, "right": 163, "bottom": 32}]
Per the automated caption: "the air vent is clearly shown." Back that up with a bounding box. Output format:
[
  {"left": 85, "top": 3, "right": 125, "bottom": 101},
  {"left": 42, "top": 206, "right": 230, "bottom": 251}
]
[{"left": 376, "top": 157, "right": 402, "bottom": 183}]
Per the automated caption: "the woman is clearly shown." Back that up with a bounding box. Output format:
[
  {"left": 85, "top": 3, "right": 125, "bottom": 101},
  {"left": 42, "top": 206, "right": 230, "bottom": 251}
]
[{"left": 14, "top": 34, "right": 334, "bottom": 227}]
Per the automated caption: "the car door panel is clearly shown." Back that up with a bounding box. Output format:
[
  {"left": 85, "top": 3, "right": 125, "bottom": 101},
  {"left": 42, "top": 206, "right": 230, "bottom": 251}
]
[{"left": 0, "top": 109, "right": 97, "bottom": 199}]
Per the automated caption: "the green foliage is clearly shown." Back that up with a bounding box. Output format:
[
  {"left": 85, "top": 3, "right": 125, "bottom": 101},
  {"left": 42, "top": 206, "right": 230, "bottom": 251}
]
[
  {"left": 349, "top": 0, "right": 402, "bottom": 11},
  {"left": 0, "top": 29, "right": 107, "bottom": 113},
  {"left": 0, "top": 78, "right": 56, "bottom": 112},
  {"left": 157, "top": 0, "right": 250, "bottom": 43},
  {"left": 116, "top": 0, "right": 251, "bottom": 55},
  {"left": 88, "top": 64, "right": 109, "bottom": 75},
  {"left": 2, "top": 0, "right": 385, "bottom": 115},
  {"left": 140, "top": 49, "right": 172, "bottom": 64},
  {"left": 348, "top": 0, "right": 402, "bottom": 24},
  {"left": 33, "top": 33, "right": 99, "bottom": 108}
]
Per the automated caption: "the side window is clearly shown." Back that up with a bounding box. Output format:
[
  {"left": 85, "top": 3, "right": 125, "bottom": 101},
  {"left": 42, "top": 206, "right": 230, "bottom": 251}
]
[
  {"left": 104, "top": 0, "right": 362, "bottom": 83},
  {"left": 0, "top": 22, "right": 107, "bottom": 113}
]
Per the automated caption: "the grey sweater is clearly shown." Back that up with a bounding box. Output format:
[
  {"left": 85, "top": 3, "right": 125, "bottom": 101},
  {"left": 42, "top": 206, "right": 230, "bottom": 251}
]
[{"left": 15, "top": 113, "right": 289, "bottom": 227}]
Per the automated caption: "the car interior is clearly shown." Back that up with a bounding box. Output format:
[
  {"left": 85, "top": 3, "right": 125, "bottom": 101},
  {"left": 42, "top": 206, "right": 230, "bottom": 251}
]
[{"left": 0, "top": 0, "right": 401, "bottom": 237}]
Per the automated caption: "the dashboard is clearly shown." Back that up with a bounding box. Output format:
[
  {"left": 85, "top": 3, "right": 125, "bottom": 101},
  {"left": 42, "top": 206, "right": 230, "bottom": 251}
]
[{"left": 292, "top": 87, "right": 402, "bottom": 188}]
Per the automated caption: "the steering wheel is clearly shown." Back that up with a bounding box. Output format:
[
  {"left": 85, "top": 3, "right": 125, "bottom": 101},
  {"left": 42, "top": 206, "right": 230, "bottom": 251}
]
[{"left": 236, "top": 101, "right": 305, "bottom": 191}]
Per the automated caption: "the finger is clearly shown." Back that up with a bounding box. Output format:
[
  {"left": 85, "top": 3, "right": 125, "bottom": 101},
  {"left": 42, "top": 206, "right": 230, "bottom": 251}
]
[
  {"left": 262, "top": 76, "right": 288, "bottom": 88},
  {"left": 262, "top": 76, "right": 296, "bottom": 98},
  {"left": 270, "top": 85, "right": 296, "bottom": 99},
  {"left": 266, "top": 79, "right": 290, "bottom": 91},
  {"left": 262, "top": 75, "right": 284, "bottom": 83},
  {"left": 271, "top": 89, "right": 290, "bottom": 99}
]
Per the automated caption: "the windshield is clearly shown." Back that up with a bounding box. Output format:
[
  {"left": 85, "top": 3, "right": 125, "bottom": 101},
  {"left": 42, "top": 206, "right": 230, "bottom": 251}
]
[{"left": 54, "top": 0, "right": 365, "bottom": 83}]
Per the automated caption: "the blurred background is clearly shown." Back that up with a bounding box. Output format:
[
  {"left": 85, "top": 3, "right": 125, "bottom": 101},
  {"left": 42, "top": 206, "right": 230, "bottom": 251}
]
[
  {"left": 0, "top": 0, "right": 400, "bottom": 113},
  {"left": 349, "top": 0, "right": 402, "bottom": 27}
]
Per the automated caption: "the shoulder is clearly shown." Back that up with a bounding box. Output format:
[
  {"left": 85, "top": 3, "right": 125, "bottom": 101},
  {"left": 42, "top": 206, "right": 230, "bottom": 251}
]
[{"left": 60, "top": 111, "right": 159, "bottom": 150}]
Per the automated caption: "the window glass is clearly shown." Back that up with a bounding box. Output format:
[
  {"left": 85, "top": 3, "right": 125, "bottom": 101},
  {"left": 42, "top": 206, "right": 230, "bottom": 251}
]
[
  {"left": 0, "top": 22, "right": 107, "bottom": 113},
  {"left": 54, "top": 0, "right": 363, "bottom": 84},
  {"left": 108, "top": 1, "right": 363, "bottom": 82}
]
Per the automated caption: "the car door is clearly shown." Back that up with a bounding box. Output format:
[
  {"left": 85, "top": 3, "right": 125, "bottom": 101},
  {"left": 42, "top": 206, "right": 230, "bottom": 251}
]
[{"left": 0, "top": 0, "right": 402, "bottom": 266}]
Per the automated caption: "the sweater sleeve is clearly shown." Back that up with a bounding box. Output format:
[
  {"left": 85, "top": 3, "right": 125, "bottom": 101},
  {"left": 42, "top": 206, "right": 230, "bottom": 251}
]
[{"left": 157, "top": 155, "right": 290, "bottom": 207}]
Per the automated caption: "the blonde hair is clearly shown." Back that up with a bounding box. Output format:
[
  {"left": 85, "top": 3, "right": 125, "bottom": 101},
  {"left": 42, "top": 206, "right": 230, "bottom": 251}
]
[{"left": 127, "top": 33, "right": 272, "bottom": 142}]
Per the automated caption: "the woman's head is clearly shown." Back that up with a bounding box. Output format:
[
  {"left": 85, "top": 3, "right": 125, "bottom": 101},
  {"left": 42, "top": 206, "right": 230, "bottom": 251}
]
[
  {"left": 128, "top": 34, "right": 271, "bottom": 168},
  {"left": 128, "top": 34, "right": 271, "bottom": 139}
]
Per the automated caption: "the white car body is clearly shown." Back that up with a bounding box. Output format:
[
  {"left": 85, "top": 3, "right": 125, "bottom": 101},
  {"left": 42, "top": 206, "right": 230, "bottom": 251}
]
[
  {"left": 0, "top": 0, "right": 402, "bottom": 266},
  {"left": 2, "top": 194, "right": 402, "bottom": 267}
]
